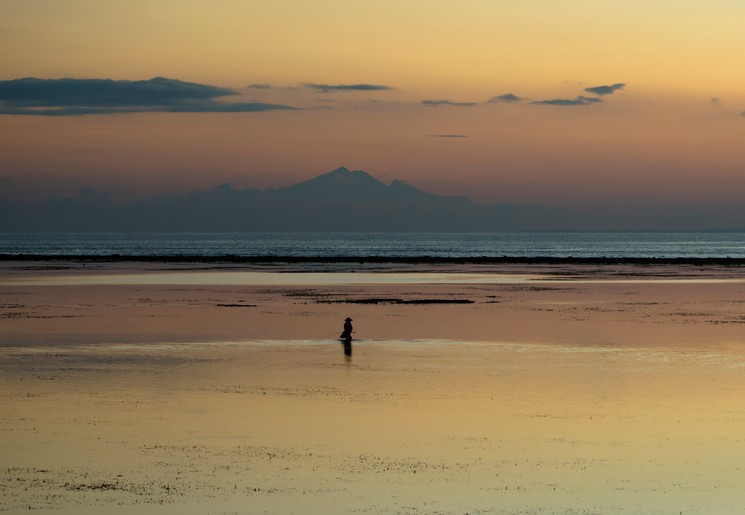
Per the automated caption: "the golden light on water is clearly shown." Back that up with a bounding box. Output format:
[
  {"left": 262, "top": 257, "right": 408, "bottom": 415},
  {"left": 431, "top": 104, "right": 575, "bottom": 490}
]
[{"left": 3, "top": 338, "right": 745, "bottom": 513}]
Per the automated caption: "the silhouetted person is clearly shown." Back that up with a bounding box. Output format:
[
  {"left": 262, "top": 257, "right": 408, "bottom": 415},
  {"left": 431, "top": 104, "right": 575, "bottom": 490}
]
[
  {"left": 340, "top": 317, "right": 353, "bottom": 358},
  {"left": 340, "top": 317, "right": 353, "bottom": 341}
]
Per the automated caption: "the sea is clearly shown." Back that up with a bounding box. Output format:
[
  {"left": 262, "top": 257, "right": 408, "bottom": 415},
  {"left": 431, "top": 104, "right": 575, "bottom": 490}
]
[{"left": 2, "top": 232, "right": 745, "bottom": 259}]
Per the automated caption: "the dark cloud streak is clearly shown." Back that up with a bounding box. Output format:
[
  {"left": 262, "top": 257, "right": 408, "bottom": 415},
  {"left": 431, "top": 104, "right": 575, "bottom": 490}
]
[
  {"left": 0, "top": 77, "right": 299, "bottom": 116},
  {"left": 422, "top": 99, "right": 477, "bottom": 107},
  {"left": 487, "top": 93, "right": 523, "bottom": 103},
  {"left": 531, "top": 96, "right": 602, "bottom": 106},
  {"left": 0, "top": 77, "right": 235, "bottom": 106},
  {"left": 584, "top": 83, "right": 625, "bottom": 96},
  {"left": 304, "top": 83, "right": 394, "bottom": 93}
]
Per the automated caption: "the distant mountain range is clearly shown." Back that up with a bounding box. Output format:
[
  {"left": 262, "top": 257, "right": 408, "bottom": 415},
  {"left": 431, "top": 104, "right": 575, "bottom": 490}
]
[{"left": 0, "top": 167, "right": 558, "bottom": 232}]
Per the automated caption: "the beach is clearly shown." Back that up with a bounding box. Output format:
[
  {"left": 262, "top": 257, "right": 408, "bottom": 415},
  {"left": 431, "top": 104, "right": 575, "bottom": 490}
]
[{"left": 2, "top": 260, "right": 745, "bottom": 513}]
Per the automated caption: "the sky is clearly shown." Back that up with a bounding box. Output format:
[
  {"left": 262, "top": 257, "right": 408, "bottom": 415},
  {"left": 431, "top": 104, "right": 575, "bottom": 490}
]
[{"left": 2, "top": 0, "right": 745, "bottom": 227}]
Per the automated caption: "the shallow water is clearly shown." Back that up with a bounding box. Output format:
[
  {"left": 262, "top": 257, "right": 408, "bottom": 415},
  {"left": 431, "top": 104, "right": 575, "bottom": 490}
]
[
  {"left": 0, "top": 271, "right": 544, "bottom": 286},
  {"left": 3, "top": 339, "right": 745, "bottom": 513},
  {"left": 5, "top": 269, "right": 745, "bottom": 287},
  {"left": 5, "top": 231, "right": 745, "bottom": 258}
]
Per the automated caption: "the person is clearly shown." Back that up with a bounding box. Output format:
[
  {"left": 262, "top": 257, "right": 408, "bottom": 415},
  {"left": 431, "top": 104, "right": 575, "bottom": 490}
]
[{"left": 340, "top": 317, "right": 353, "bottom": 340}]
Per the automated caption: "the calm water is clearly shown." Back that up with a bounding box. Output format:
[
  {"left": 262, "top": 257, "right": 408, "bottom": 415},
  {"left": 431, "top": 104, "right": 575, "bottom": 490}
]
[
  {"left": 2, "top": 232, "right": 745, "bottom": 258},
  {"left": 4, "top": 339, "right": 745, "bottom": 513}
]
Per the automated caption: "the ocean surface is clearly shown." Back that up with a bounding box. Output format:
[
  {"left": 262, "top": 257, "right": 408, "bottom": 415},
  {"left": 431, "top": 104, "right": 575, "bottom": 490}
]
[{"left": 2, "top": 232, "right": 745, "bottom": 259}]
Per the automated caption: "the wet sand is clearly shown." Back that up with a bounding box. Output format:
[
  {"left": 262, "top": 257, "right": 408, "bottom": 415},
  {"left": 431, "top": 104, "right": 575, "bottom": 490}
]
[{"left": 2, "top": 261, "right": 745, "bottom": 513}]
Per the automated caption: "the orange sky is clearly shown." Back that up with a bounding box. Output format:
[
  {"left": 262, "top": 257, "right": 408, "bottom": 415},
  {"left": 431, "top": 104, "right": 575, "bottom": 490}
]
[{"left": 2, "top": 0, "right": 745, "bottom": 214}]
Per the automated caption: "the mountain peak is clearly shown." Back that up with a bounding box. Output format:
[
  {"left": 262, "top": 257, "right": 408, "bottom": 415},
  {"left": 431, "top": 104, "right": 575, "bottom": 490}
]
[
  {"left": 327, "top": 166, "right": 351, "bottom": 175},
  {"left": 285, "top": 166, "right": 386, "bottom": 197},
  {"left": 321, "top": 166, "right": 378, "bottom": 182},
  {"left": 275, "top": 168, "right": 473, "bottom": 209}
]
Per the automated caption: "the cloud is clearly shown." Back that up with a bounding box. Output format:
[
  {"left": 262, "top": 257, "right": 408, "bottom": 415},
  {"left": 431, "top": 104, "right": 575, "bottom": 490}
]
[
  {"left": 247, "top": 83, "right": 272, "bottom": 89},
  {"left": 0, "top": 77, "right": 299, "bottom": 116},
  {"left": 430, "top": 134, "right": 469, "bottom": 138},
  {"left": 304, "top": 83, "right": 394, "bottom": 93},
  {"left": 709, "top": 98, "right": 743, "bottom": 117},
  {"left": 0, "top": 77, "right": 235, "bottom": 105},
  {"left": 584, "top": 83, "right": 625, "bottom": 96},
  {"left": 487, "top": 93, "right": 523, "bottom": 103},
  {"left": 422, "top": 99, "right": 477, "bottom": 107},
  {"left": 531, "top": 96, "right": 602, "bottom": 106}
]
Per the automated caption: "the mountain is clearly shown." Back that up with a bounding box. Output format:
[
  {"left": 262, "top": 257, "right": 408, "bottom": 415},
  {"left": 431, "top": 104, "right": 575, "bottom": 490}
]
[
  {"left": 0, "top": 167, "right": 554, "bottom": 232},
  {"left": 280, "top": 167, "right": 390, "bottom": 199}
]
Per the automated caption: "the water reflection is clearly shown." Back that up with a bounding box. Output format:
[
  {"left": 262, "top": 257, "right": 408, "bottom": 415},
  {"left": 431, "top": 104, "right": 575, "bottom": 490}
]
[
  {"left": 5, "top": 270, "right": 745, "bottom": 287},
  {"left": 3, "top": 339, "right": 745, "bottom": 513},
  {"left": 341, "top": 338, "right": 352, "bottom": 360},
  {"left": 0, "top": 271, "right": 544, "bottom": 286},
  {"left": 340, "top": 316, "right": 353, "bottom": 361}
]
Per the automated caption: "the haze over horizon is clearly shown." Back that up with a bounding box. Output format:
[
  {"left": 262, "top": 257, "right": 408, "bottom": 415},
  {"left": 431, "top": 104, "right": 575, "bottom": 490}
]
[
  {"left": 2, "top": 165, "right": 744, "bottom": 232},
  {"left": 2, "top": 1, "right": 745, "bottom": 230}
]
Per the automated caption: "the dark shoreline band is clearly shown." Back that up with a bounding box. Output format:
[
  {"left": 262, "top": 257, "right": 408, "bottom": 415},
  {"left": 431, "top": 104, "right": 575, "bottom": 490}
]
[{"left": 2, "top": 254, "right": 745, "bottom": 266}]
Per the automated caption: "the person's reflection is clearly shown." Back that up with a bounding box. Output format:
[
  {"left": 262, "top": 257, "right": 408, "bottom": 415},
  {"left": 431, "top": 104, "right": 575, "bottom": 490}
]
[{"left": 342, "top": 337, "right": 352, "bottom": 359}]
